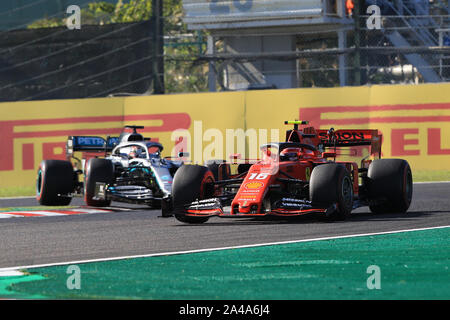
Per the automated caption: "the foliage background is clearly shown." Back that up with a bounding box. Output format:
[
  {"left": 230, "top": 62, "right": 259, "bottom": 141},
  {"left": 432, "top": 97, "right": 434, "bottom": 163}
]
[{"left": 28, "top": 0, "right": 208, "bottom": 94}]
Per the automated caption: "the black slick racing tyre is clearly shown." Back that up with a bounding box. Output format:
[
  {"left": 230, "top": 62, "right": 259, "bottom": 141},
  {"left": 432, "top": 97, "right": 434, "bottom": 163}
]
[
  {"left": 172, "top": 165, "right": 215, "bottom": 224},
  {"left": 367, "top": 159, "right": 413, "bottom": 214},
  {"left": 205, "top": 160, "right": 230, "bottom": 181},
  {"left": 36, "top": 160, "right": 74, "bottom": 206},
  {"left": 84, "top": 158, "right": 114, "bottom": 207},
  {"left": 309, "top": 163, "right": 354, "bottom": 221}
]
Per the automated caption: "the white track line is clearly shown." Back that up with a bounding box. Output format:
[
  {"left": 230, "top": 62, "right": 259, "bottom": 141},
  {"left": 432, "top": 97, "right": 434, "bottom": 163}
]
[
  {"left": 0, "top": 270, "right": 25, "bottom": 276},
  {"left": 0, "top": 225, "right": 448, "bottom": 273},
  {"left": 414, "top": 181, "right": 450, "bottom": 184},
  {"left": 0, "top": 214, "right": 19, "bottom": 219},
  {"left": 0, "top": 211, "right": 67, "bottom": 217},
  {"left": 15, "top": 211, "right": 67, "bottom": 216},
  {"left": 66, "top": 209, "right": 112, "bottom": 214},
  {"left": 0, "top": 208, "right": 117, "bottom": 219}
]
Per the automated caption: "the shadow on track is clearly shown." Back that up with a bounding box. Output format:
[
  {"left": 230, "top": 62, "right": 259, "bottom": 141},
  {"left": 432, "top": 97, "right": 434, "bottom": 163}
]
[{"left": 170, "top": 209, "right": 438, "bottom": 227}]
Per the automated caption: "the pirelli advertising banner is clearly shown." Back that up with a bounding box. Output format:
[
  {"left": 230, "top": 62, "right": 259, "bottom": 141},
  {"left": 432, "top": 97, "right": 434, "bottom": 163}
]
[
  {"left": 0, "top": 83, "right": 449, "bottom": 190},
  {"left": 0, "top": 92, "right": 245, "bottom": 189},
  {"left": 245, "top": 83, "right": 450, "bottom": 177},
  {"left": 0, "top": 98, "right": 125, "bottom": 189}
]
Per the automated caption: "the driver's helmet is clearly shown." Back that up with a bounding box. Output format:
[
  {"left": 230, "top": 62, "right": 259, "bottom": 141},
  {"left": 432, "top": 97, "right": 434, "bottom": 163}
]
[
  {"left": 261, "top": 146, "right": 277, "bottom": 162},
  {"left": 147, "top": 145, "right": 160, "bottom": 158},
  {"left": 129, "top": 146, "right": 143, "bottom": 159},
  {"left": 280, "top": 148, "right": 301, "bottom": 161}
]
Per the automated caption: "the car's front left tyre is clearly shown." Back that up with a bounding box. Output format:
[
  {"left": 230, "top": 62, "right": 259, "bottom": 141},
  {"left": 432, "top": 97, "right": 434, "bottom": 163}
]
[
  {"left": 172, "top": 165, "right": 215, "bottom": 224},
  {"left": 309, "top": 163, "right": 354, "bottom": 221},
  {"left": 84, "top": 158, "right": 114, "bottom": 207}
]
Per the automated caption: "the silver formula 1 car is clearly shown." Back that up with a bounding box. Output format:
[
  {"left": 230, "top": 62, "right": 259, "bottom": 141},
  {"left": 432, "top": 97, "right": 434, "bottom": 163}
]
[{"left": 36, "top": 125, "right": 185, "bottom": 216}]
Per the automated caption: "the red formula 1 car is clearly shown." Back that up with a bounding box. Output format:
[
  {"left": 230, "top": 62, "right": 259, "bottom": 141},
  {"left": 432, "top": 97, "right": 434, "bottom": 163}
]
[{"left": 171, "top": 120, "right": 413, "bottom": 224}]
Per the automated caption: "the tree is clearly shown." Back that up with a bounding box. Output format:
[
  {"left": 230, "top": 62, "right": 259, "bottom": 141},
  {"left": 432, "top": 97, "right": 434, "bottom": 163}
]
[{"left": 27, "top": 0, "right": 208, "bottom": 94}]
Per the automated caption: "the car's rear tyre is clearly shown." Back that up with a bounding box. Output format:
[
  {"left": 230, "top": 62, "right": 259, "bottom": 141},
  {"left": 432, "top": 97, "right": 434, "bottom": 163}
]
[
  {"left": 310, "top": 163, "right": 353, "bottom": 221},
  {"left": 205, "top": 160, "right": 230, "bottom": 181},
  {"left": 237, "top": 163, "right": 252, "bottom": 175},
  {"left": 36, "top": 160, "right": 74, "bottom": 206},
  {"left": 367, "top": 159, "right": 413, "bottom": 214},
  {"left": 172, "top": 165, "right": 215, "bottom": 224},
  {"left": 84, "top": 158, "right": 114, "bottom": 207}
]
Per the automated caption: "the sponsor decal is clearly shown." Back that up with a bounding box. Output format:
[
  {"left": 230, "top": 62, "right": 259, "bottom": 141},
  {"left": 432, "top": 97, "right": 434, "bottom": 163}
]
[
  {"left": 318, "top": 131, "right": 366, "bottom": 141},
  {"left": 238, "top": 195, "right": 257, "bottom": 200},
  {"left": 76, "top": 136, "right": 105, "bottom": 146},
  {"left": 244, "top": 181, "right": 264, "bottom": 189},
  {"left": 305, "top": 167, "right": 311, "bottom": 181}
]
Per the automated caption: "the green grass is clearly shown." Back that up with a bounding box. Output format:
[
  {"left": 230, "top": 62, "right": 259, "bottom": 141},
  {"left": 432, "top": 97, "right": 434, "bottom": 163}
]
[
  {"left": 1, "top": 227, "right": 449, "bottom": 299},
  {"left": 0, "top": 186, "right": 35, "bottom": 198},
  {"left": 413, "top": 171, "right": 450, "bottom": 182}
]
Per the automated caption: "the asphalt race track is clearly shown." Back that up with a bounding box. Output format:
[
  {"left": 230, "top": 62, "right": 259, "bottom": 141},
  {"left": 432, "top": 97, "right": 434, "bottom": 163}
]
[{"left": 0, "top": 182, "right": 449, "bottom": 269}]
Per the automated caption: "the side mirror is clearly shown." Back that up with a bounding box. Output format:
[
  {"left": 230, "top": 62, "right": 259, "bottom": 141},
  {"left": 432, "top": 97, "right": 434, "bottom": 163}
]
[
  {"left": 66, "top": 137, "right": 74, "bottom": 157},
  {"left": 322, "top": 152, "right": 336, "bottom": 158},
  {"left": 178, "top": 152, "right": 190, "bottom": 158},
  {"left": 229, "top": 153, "right": 242, "bottom": 160}
]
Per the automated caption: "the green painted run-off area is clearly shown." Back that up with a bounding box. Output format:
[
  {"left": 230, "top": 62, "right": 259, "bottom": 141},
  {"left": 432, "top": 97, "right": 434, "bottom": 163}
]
[{"left": 1, "top": 227, "right": 449, "bottom": 299}]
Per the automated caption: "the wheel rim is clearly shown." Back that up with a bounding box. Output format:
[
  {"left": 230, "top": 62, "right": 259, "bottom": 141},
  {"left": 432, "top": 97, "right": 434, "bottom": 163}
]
[
  {"left": 200, "top": 172, "right": 214, "bottom": 199},
  {"left": 341, "top": 176, "right": 353, "bottom": 209},
  {"left": 404, "top": 168, "right": 413, "bottom": 204},
  {"left": 36, "top": 169, "right": 42, "bottom": 197}
]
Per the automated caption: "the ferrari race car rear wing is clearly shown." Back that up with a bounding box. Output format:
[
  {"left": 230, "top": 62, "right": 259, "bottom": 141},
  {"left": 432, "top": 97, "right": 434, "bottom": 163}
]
[
  {"left": 315, "top": 129, "right": 382, "bottom": 158},
  {"left": 284, "top": 121, "right": 382, "bottom": 158}
]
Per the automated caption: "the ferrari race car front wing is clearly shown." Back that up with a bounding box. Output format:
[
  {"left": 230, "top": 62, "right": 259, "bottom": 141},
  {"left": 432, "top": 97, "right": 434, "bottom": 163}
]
[{"left": 178, "top": 197, "right": 336, "bottom": 219}]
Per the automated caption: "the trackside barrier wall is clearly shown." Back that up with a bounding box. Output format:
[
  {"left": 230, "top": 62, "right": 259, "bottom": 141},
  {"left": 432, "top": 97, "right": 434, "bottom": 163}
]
[{"left": 0, "top": 83, "right": 449, "bottom": 189}]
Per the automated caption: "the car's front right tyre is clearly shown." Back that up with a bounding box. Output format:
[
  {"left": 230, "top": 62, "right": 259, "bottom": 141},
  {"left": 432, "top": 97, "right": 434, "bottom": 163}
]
[
  {"left": 367, "top": 159, "right": 413, "bottom": 214},
  {"left": 309, "top": 163, "right": 354, "bottom": 221},
  {"left": 36, "top": 160, "right": 74, "bottom": 206}
]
